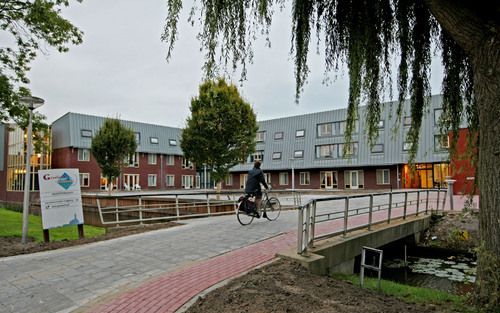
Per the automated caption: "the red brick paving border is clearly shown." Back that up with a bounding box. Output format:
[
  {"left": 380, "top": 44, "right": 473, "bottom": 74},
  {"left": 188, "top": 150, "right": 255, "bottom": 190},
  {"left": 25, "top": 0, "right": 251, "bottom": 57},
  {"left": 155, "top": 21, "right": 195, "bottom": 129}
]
[{"left": 90, "top": 232, "right": 296, "bottom": 313}]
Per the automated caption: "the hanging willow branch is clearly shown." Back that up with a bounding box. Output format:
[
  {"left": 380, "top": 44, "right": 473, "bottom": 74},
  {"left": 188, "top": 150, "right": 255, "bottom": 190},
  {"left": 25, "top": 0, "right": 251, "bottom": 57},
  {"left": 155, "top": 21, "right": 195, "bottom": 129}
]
[{"left": 163, "top": 0, "right": 480, "bottom": 162}]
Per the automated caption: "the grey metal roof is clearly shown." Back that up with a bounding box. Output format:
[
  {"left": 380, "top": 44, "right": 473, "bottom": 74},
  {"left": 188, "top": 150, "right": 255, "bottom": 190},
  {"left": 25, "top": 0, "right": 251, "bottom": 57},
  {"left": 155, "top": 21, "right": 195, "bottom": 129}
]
[
  {"left": 51, "top": 112, "right": 184, "bottom": 155},
  {"left": 231, "top": 95, "right": 451, "bottom": 172}
]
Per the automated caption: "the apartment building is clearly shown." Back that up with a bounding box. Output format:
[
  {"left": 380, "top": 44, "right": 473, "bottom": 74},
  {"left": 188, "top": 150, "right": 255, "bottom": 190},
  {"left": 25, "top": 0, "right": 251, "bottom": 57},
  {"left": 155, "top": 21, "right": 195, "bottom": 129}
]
[{"left": 0, "top": 94, "right": 473, "bottom": 205}]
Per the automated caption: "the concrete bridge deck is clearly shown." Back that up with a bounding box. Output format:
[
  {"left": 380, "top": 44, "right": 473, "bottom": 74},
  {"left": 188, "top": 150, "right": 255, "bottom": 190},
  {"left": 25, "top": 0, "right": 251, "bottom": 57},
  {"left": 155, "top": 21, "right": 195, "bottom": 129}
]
[{"left": 0, "top": 194, "right": 475, "bottom": 313}]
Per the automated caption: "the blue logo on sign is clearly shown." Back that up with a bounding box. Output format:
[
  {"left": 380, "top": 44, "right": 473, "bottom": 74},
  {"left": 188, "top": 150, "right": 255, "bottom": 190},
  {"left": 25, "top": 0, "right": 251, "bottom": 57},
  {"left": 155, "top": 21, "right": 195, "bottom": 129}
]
[{"left": 58, "top": 172, "right": 73, "bottom": 190}]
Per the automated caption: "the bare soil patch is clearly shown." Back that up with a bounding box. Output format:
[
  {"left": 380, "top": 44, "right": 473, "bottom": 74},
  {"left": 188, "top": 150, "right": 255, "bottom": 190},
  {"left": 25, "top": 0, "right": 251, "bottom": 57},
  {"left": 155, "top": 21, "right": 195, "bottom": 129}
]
[{"left": 0, "top": 222, "right": 179, "bottom": 258}]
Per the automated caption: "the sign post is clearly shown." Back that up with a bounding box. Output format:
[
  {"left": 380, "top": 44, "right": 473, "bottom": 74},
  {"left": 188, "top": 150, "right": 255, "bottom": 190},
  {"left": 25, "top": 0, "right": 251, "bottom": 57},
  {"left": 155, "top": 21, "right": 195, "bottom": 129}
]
[{"left": 38, "top": 169, "right": 85, "bottom": 241}]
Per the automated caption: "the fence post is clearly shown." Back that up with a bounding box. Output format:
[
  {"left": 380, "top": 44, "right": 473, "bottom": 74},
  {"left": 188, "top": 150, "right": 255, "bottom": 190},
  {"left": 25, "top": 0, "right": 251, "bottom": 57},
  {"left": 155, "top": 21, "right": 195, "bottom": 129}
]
[
  {"left": 388, "top": 192, "right": 392, "bottom": 224},
  {"left": 138, "top": 196, "right": 143, "bottom": 225},
  {"left": 309, "top": 200, "right": 316, "bottom": 247},
  {"left": 368, "top": 194, "right": 373, "bottom": 231},
  {"left": 436, "top": 190, "right": 440, "bottom": 214},
  {"left": 297, "top": 207, "right": 304, "bottom": 254},
  {"left": 425, "top": 190, "right": 429, "bottom": 214},
  {"left": 343, "top": 197, "right": 349, "bottom": 237},
  {"left": 416, "top": 191, "right": 420, "bottom": 216},
  {"left": 403, "top": 192, "right": 408, "bottom": 220},
  {"left": 305, "top": 204, "right": 311, "bottom": 248},
  {"left": 206, "top": 193, "right": 211, "bottom": 215},
  {"left": 175, "top": 195, "right": 180, "bottom": 218}
]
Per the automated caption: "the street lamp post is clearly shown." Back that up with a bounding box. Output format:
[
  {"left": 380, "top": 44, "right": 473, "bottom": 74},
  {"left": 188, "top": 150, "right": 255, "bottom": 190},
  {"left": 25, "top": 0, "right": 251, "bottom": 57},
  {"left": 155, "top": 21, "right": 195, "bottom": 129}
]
[{"left": 20, "top": 96, "right": 45, "bottom": 244}]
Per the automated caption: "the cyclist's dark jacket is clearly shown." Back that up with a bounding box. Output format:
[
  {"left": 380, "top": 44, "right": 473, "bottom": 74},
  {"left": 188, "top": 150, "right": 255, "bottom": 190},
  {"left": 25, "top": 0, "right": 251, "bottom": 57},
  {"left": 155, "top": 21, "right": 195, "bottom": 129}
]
[{"left": 244, "top": 168, "right": 269, "bottom": 196}]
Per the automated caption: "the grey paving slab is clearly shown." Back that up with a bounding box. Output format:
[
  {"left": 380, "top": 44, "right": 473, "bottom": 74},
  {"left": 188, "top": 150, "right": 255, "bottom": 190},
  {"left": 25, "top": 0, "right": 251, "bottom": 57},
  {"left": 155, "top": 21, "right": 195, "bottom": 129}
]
[{"left": 0, "top": 210, "right": 299, "bottom": 313}]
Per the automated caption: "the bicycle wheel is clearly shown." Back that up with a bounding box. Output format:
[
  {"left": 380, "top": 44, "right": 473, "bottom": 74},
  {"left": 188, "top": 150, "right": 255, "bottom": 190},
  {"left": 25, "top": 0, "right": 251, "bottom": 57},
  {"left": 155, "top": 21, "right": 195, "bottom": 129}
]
[
  {"left": 236, "top": 201, "right": 254, "bottom": 225},
  {"left": 263, "top": 197, "right": 281, "bottom": 221}
]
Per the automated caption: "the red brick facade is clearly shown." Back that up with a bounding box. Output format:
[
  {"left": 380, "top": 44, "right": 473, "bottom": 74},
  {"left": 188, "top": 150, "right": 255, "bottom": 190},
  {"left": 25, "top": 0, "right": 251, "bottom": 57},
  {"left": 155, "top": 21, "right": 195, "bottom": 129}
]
[
  {"left": 51, "top": 147, "right": 197, "bottom": 191},
  {"left": 450, "top": 128, "right": 478, "bottom": 195}
]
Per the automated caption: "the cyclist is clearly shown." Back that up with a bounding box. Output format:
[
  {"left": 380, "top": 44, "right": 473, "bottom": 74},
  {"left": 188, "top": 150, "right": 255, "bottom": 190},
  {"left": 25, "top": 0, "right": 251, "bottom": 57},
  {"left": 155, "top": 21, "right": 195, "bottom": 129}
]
[{"left": 244, "top": 160, "right": 269, "bottom": 217}]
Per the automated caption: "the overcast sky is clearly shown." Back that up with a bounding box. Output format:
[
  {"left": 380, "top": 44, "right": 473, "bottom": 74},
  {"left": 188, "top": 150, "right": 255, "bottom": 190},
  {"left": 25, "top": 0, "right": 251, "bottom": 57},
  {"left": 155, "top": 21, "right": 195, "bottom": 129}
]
[{"left": 28, "top": 0, "right": 444, "bottom": 128}]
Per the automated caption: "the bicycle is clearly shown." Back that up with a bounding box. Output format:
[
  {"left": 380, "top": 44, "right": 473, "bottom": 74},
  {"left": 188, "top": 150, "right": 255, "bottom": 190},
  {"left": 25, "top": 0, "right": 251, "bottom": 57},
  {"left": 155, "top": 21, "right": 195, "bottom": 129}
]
[{"left": 236, "top": 190, "right": 281, "bottom": 225}]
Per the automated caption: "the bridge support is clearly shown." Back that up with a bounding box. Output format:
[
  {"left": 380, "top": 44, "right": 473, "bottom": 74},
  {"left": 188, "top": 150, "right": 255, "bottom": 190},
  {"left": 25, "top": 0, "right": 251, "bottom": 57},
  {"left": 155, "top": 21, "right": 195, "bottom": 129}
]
[{"left": 278, "top": 215, "right": 430, "bottom": 275}]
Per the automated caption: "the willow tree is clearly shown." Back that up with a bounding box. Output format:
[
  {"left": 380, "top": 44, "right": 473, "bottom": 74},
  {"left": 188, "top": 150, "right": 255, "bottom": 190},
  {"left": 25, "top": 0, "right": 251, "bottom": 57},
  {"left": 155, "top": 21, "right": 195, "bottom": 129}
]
[
  {"left": 181, "top": 78, "right": 258, "bottom": 192},
  {"left": 163, "top": 1, "right": 498, "bottom": 309}
]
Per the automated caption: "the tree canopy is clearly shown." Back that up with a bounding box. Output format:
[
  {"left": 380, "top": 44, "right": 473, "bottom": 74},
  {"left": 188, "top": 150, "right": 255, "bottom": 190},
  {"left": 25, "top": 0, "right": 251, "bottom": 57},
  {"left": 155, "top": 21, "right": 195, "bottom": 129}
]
[
  {"left": 164, "top": 1, "right": 499, "bottom": 310},
  {"left": 91, "top": 118, "right": 137, "bottom": 190},
  {"left": 0, "top": 0, "right": 82, "bottom": 124},
  {"left": 181, "top": 78, "right": 258, "bottom": 185}
]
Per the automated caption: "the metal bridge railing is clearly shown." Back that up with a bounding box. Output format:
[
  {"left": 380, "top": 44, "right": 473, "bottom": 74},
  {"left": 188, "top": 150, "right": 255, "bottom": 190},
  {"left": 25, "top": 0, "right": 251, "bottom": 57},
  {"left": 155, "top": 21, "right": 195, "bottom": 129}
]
[
  {"left": 94, "top": 190, "right": 301, "bottom": 226},
  {"left": 297, "top": 189, "right": 447, "bottom": 255}
]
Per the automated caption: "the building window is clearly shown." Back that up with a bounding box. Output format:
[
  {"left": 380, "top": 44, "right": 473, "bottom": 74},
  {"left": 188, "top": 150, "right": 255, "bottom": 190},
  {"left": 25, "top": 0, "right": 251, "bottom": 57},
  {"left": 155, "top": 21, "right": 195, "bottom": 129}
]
[
  {"left": 78, "top": 148, "right": 90, "bottom": 162},
  {"left": 169, "top": 139, "right": 177, "bottom": 146},
  {"left": 148, "top": 154, "right": 157, "bottom": 165},
  {"left": 344, "top": 170, "right": 364, "bottom": 189},
  {"left": 249, "top": 150, "right": 264, "bottom": 163},
  {"left": 371, "top": 144, "right": 384, "bottom": 154},
  {"left": 264, "top": 173, "right": 271, "bottom": 185},
  {"left": 403, "top": 142, "right": 412, "bottom": 151},
  {"left": 378, "top": 120, "right": 385, "bottom": 128},
  {"left": 315, "top": 144, "right": 338, "bottom": 159},
  {"left": 166, "top": 175, "right": 175, "bottom": 187},
  {"left": 148, "top": 174, "right": 157, "bottom": 187},
  {"left": 296, "top": 129, "right": 305, "bottom": 138},
  {"left": 274, "top": 132, "right": 284, "bottom": 140},
  {"left": 81, "top": 129, "right": 92, "bottom": 138},
  {"left": 272, "top": 152, "right": 282, "bottom": 160},
  {"left": 434, "top": 108, "right": 443, "bottom": 125},
  {"left": 225, "top": 175, "right": 233, "bottom": 186},
  {"left": 317, "top": 123, "right": 333, "bottom": 137},
  {"left": 256, "top": 131, "right": 266, "bottom": 142},
  {"left": 135, "top": 132, "right": 141, "bottom": 144},
  {"left": 279, "top": 172, "right": 288, "bottom": 185},
  {"left": 299, "top": 172, "right": 310, "bottom": 185},
  {"left": 79, "top": 173, "right": 90, "bottom": 187},
  {"left": 434, "top": 134, "right": 450, "bottom": 151},
  {"left": 403, "top": 116, "right": 412, "bottom": 126},
  {"left": 376, "top": 169, "right": 390, "bottom": 185},
  {"left": 294, "top": 150, "right": 304, "bottom": 158},
  {"left": 150, "top": 137, "right": 159, "bottom": 144},
  {"left": 182, "top": 157, "right": 193, "bottom": 169},
  {"left": 182, "top": 175, "right": 194, "bottom": 189},
  {"left": 339, "top": 142, "right": 358, "bottom": 157},
  {"left": 166, "top": 155, "right": 175, "bottom": 165},
  {"left": 125, "top": 152, "right": 139, "bottom": 167}
]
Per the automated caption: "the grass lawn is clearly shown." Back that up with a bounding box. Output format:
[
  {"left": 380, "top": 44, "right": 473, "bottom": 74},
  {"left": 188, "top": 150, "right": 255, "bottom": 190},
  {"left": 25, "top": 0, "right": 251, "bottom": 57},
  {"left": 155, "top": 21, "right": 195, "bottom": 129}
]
[
  {"left": 0, "top": 208, "right": 105, "bottom": 242},
  {"left": 334, "top": 273, "right": 475, "bottom": 313}
]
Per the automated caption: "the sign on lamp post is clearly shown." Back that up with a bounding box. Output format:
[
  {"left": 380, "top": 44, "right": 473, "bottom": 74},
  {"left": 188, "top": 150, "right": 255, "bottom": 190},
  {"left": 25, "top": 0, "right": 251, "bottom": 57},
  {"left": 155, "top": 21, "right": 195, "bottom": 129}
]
[{"left": 20, "top": 96, "right": 45, "bottom": 244}]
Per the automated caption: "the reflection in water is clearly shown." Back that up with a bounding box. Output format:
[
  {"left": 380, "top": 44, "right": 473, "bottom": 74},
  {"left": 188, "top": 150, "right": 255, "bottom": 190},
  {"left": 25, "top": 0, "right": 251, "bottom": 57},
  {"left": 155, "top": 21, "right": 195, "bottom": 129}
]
[{"left": 382, "top": 255, "right": 476, "bottom": 295}]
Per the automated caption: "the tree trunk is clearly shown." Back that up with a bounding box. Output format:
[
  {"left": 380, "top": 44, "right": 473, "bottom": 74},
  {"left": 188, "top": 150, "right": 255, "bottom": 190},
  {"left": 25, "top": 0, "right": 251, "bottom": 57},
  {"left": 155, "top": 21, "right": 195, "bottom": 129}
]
[
  {"left": 471, "top": 38, "right": 500, "bottom": 309},
  {"left": 426, "top": 1, "right": 500, "bottom": 309}
]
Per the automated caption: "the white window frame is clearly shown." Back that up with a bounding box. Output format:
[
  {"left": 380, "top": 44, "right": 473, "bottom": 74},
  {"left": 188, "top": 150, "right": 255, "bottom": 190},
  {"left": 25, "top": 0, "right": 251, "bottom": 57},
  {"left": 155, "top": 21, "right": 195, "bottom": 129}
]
[
  {"left": 371, "top": 144, "right": 384, "bottom": 154},
  {"left": 166, "top": 155, "right": 175, "bottom": 165},
  {"left": 78, "top": 148, "right": 90, "bottom": 162},
  {"left": 295, "top": 129, "right": 305, "bottom": 138},
  {"left": 79, "top": 173, "right": 90, "bottom": 187},
  {"left": 376, "top": 169, "right": 390, "bottom": 185},
  {"left": 272, "top": 152, "right": 282, "bottom": 160},
  {"left": 403, "top": 142, "right": 412, "bottom": 151},
  {"left": 81, "top": 129, "right": 92, "bottom": 138},
  {"left": 249, "top": 150, "right": 264, "bottom": 163},
  {"left": 169, "top": 139, "right": 177, "bottom": 146},
  {"left": 434, "top": 134, "right": 450, "bottom": 151},
  {"left": 135, "top": 132, "right": 141, "bottom": 144},
  {"left": 148, "top": 174, "right": 157, "bottom": 187},
  {"left": 434, "top": 108, "right": 443, "bottom": 126},
  {"left": 150, "top": 137, "right": 159, "bottom": 144},
  {"left": 166, "top": 175, "right": 175, "bottom": 187},
  {"left": 264, "top": 173, "right": 271, "bottom": 185},
  {"left": 182, "top": 157, "right": 193, "bottom": 169},
  {"left": 125, "top": 152, "right": 139, "bottom": 167},
  {"left": 403, "top": 116, "right": 412, "bottom": 126},
  {"left": 317, "top": 123, "right": 332, "bottom": 137},
  {"left": 299, "top": 172, "right": 310, "bottom": 185},
  {"left": 148, "top": 153, "right": 157, "bottom": 165},
  {"left": 294, "top": 150, "right": 304, "bottom": 158},
  {"left": 256, "top": 131, "right": 266, "bottom": 142},
  {"left": 182, "top": 175, "right": 194, "bottom": 189},
  {"left": 225, "top": 175, "right": 233, "bottom": 186},
  {"left": 274, "top": 132, "right": 284, "bottom": 140},
  {"left": 279, "top": 172, "right": 288, "bottom": 185}
]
